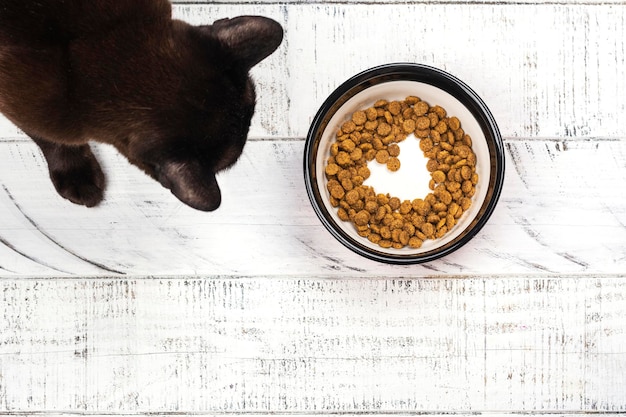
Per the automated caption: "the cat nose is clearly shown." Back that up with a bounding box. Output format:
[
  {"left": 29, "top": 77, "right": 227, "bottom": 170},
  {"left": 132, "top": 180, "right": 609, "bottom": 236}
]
[
  {"left": 186, "top": 189, "right": 221, "bottom": 212},
  {"left": 157, "top": 161, "right": 222, "bottom": 211}
]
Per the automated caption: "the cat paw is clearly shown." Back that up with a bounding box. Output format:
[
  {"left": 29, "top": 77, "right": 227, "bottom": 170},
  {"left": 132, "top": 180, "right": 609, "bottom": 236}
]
[
  {"left": 52, "top": 172, "right": 105, "bottom": 207},
  {"left": 48, "top": 151, "right": 106, "bottom": 208}
]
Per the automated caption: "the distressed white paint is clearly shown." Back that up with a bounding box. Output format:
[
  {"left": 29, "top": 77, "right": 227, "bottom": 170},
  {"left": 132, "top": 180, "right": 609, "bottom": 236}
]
[
  {"left": 2, "top": 278, "right": 626, "bottom": 412},
  {"left": 1, "top": 0, "right": 626, "bottom": 416},
  {"left": 0, "top": 138, "right": 624, "bottom": 276}
]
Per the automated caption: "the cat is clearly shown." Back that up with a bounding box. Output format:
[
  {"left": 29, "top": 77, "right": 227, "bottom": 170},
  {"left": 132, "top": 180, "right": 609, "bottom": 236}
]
[{"left": 0, "top": 0, "right": 283, "bottom": 211}]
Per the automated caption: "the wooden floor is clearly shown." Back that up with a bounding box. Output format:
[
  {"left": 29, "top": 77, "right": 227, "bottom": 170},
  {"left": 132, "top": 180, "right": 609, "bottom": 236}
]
[{"left": 1, "top": 0, "right": 626, "bottom": 415}]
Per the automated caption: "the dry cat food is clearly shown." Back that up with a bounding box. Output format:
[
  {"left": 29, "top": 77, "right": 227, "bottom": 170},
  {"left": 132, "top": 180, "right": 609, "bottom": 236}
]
[{"left": 324, "top": 96, "right": 478, "bottom": 249}]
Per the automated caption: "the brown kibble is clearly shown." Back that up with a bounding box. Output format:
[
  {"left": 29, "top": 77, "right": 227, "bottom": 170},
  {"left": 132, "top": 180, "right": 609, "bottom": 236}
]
[
  {"left": 455, "top": 144, "right": 471, "bottom": 158},
  {"left": 416, "top": 116, "right": 430, "bottom": 130},
  {"left": 414, "top": 101, "right": 429, "bottom": 115},
  {"left": 414, "top": 129, "right": 430, "bottom": 138},
  {"left": 389, "top": 197, "right": 401, "bottom": 211},
  {"left": 340, "top": 139, "right": 356, "bottom": 152},
  {"left": 446, "top": 214, "right": 456, "bottom": 229},
  {"left": 427, "top": 213, "right": 441, "bottom": 224},
  {"left": 399, "top": 230, "right": 410, "bottom": 246},
  {"left": 428, "top": 112, "right": 439, "bottom": 128},
  {"left": 434, "top": 120, "right": 448, "bottom": 134},
  {"left": 379, "top": 240, "right": 392, "bottom": 248},
  {"left": 357, "top": 165, "right": 371, "bottom": 179},
  {"left": 337, "top": 169, "right": 351, "bottom": 181},
  {"left": 441, "top": 142, "right": 453, "bottom": 151},
  {"left": 345, "top": 189, "right": 360, "bottom": 206},
  {"left": 330, "top": 185, "right": 345, "bottom": 199},
  {"left": 446, "top": 181, "right": 461, "bottom": 193},
  {"left": 388, "top": 101, "right": 402, "bottom": 115},
  {"left": 448, "top": 116, "right": 461, "bottom": 131},
  {"left": 375, "top": 207, "right": 386, "bottom": 222},
  {"left": 352, "top": 111, "right": 367, "bottom": 126},
  {"left": 431, "top": 105, "right": 446, "bottom": 119},
  {"left": 381, "top": 134, "right": 395, "bottom": 145},
  {"left": 435, "top": 225, "right": 448, "bottom": 238},
  {"left": 426, "top": 159, "right": 439, "bottom": 172},
  {"left": 375, "top": 149, "right": 390, "bottom": 164},
  {"left": 402, "top": 119, "right": 416, "bottom": 134},
  {"left": 432, "top": 202, "right": 447, "bottom": 213},
  {"left": 419, "top": 138, "right": 434, "bottom": 152},
  {"left": 387, "top": 157, "right": 401, "bottom": 171},
  {"left": 387, "top": 143, "right": 400, "bottom": 157},
  {"left": 325, "top": 163, "right": 340, "bottom": 176},
  {"left": 412, "top": 198, "right": 431, "bottom": 216},
  {"left": 365, "top": 107, "right": 378, "bottom": 121},
  {"left": 399, "top": 200, "right": 412, "bottom": 215},
  {"left": 439, "top": 190, "right": 453, "bottom": 205},
  {"left": 365, "top": 200, "right": 379, "bottom": 214},
  {"left": 353, "top": 210, "right": 370, "bottom": 226},
  {"left": 341, "top": 178, "right": 354, "bottom": 191},
  {"left": 342, "top": 120, "right": 356, "bottom": 134},
  {"left": 461, "top": 165, "right": 472, "bottom": 180},
  {"left": 335, "top": 151, "right": 352, "bottom": 166},
  {"left": 420, "top": 222, "right": 435, "bottom": 238},
  {"left": 368, "top": 233, "right": 382, "bottom": 244},
  {"left": 409, "top": 237, "right": 423, "bottom": 248},
  {"left": 462, "top": 180, "right": 473, "bottom": 193},
  {"left": 364, "top": 120, "right": 378, "bottom": 131},
  {"left": 350, "top": 148, "right": 363, "bottom": 161},
  {"left": 432, "top": 170, "right": 446, "bottom": 183},
  {"left": 377, "top": 122, "right": 392, "bottom": 136}
]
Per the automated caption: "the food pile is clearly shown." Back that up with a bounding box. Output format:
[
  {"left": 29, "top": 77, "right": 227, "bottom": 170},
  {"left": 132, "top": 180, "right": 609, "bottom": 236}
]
[{"left": 324, "top": 96, "right": 478, "bottom": 249}]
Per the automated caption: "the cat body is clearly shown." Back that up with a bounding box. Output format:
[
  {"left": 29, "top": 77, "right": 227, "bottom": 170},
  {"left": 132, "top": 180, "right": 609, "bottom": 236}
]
[{"left": 0, "top": 0, "right": 283, "bottom": 210}]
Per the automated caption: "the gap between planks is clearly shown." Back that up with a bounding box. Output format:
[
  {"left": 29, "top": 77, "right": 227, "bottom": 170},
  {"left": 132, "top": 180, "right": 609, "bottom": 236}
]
[
  {"left": 0, "top": 273, "right": 625, "bottom": 281},
  {"left": 1, "top": 412, "right": 626, "bottom": 416}
]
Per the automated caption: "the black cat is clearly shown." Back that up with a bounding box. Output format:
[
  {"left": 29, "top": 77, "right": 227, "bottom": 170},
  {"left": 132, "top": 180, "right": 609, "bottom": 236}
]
[{"left": 0, "top": 0, "right": 283, "bottom": 211}]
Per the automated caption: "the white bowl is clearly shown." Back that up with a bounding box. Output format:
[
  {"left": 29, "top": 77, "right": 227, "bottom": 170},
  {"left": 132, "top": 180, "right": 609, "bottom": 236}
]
[{"left": 304, "top": 63, "right": 505, "bottom": 264}]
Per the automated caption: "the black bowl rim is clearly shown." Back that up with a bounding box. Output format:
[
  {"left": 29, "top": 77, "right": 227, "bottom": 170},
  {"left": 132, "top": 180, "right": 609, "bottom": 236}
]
[{"left": 304, "top": 62, "right": 505, "bottom": 264}]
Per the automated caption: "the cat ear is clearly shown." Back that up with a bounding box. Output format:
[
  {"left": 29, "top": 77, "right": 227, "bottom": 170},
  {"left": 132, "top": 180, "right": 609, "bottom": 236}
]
[
  {"left": 210, "top": 16, "right": 283, "bottom": 70},
  {"left": 157, "top": 160, "right": 221, "bottom": 211}
]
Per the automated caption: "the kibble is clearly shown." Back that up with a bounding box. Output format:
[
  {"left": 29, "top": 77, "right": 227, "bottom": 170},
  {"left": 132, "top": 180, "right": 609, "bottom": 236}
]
[{"left": 324, "top": 96, "right": 479, "bottom": 250}]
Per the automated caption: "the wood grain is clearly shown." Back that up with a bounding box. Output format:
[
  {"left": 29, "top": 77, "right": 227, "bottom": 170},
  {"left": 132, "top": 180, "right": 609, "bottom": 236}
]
[
  {"left": 0, "top": 138, "right": 624, "bottom": 276},
  {"left": 1, "top": 277, "right": 626, "bottom": 412}
]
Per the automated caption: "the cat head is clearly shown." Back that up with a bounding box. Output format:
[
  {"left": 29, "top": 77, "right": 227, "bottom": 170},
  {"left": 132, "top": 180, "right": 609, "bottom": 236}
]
[{"left": 125, "top": 16, "right": 283, "bottom": 211}]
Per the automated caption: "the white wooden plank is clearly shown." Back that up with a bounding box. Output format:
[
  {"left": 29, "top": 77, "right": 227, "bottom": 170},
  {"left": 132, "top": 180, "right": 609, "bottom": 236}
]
[
  {"left": 0, "top": 3, "right": 624, "bottom": 141},
  {"left": 1, "top": 277, "right": 626, "bottom": 412},
  {"left": 0, "top": 139, "right": 624, "bottom": 277},
  {"left": 175, "top": 2, "right": 626, "bottom": 139}
]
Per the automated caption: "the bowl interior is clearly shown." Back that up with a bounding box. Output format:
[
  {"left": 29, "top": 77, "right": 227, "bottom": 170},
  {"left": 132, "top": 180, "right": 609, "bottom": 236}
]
[{"left": 313, "top": 80, "right": 492, "bottom": 258}]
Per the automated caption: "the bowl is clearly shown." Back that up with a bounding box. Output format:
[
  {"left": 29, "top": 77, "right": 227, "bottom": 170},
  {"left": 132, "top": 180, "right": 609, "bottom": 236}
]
[{"left": 304, "top": 63, "right": 505, "bottom": 264}]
